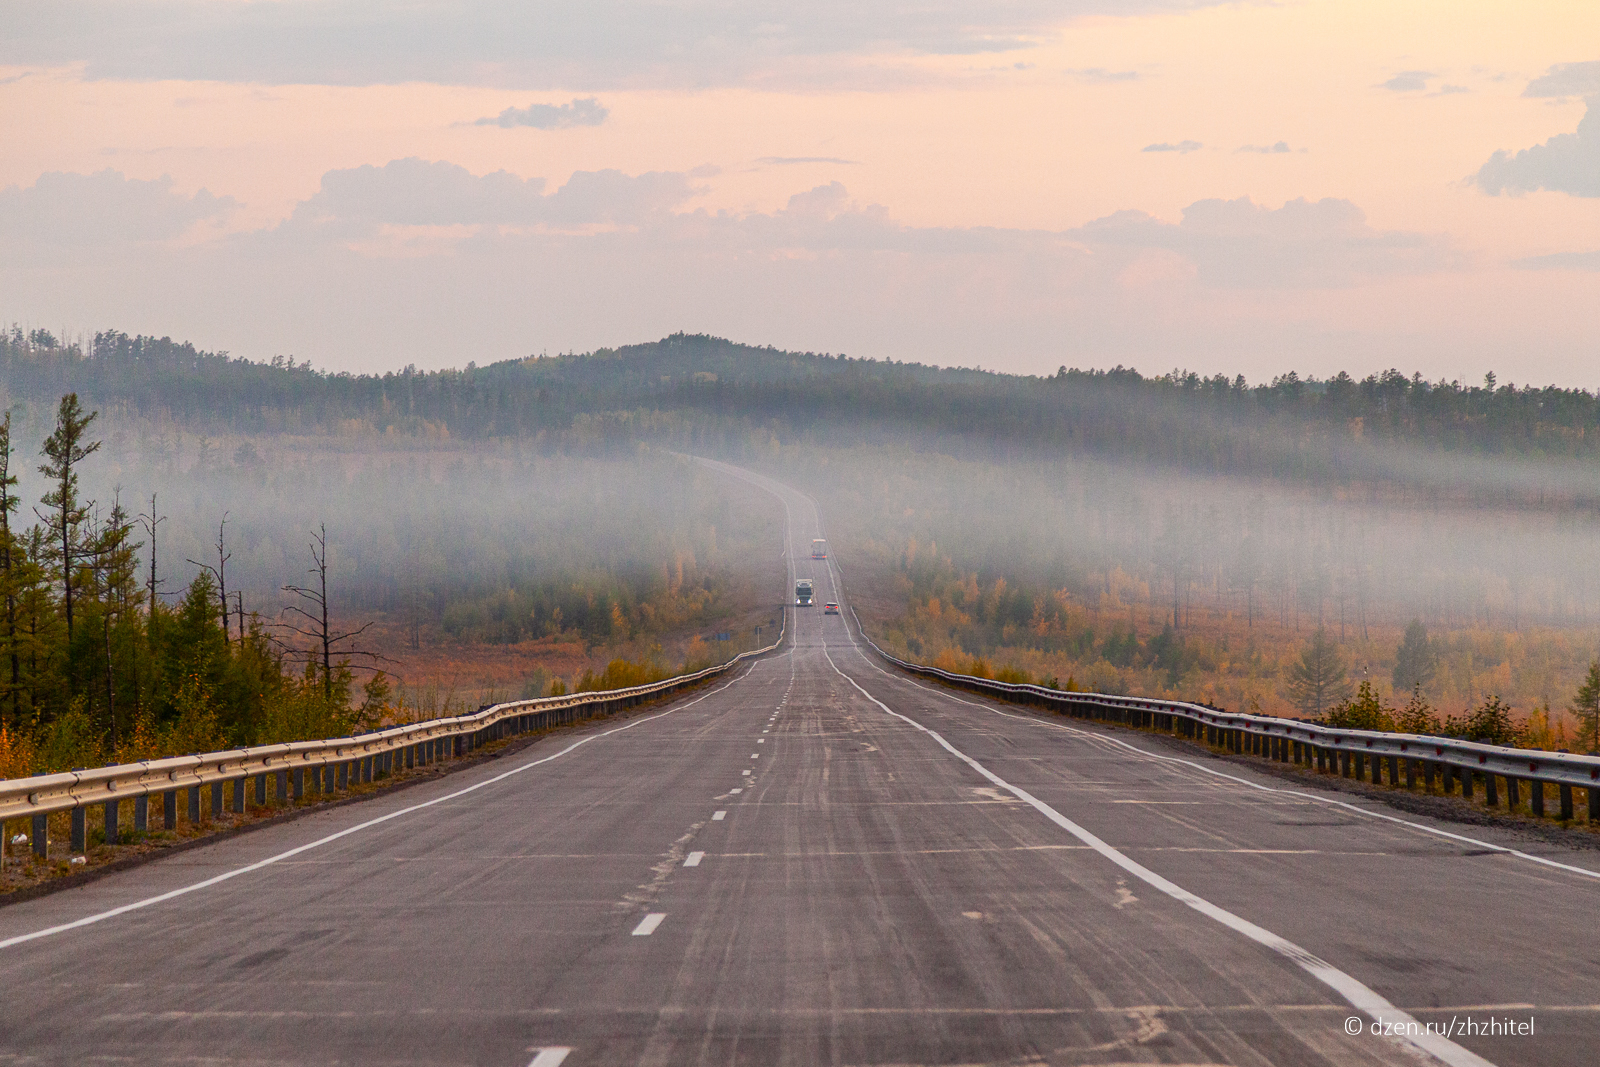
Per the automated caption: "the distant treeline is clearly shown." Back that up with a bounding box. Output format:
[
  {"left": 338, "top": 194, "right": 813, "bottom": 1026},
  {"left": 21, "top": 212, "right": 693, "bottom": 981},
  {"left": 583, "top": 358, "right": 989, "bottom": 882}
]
[{"left": 6, "top": 328, "right": 1600, "bottom": 475}]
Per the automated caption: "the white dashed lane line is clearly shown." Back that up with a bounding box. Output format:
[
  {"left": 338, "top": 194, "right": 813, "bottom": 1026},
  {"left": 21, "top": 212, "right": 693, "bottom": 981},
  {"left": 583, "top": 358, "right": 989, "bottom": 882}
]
[
  {"left": 526, "top": 1047, "right": 572, "bottom": 1067},
  {"left": 712, "top": 810, "right": 727, "bottom": 820},
  {"left": 730, "top": 788, "right": 743, "bottom": 794},
  {"left": 684, "top": 851, "right": 705, "bottom": 867},
  {"left": 632, "top": 913, "right": 666, "bottom": 936}
]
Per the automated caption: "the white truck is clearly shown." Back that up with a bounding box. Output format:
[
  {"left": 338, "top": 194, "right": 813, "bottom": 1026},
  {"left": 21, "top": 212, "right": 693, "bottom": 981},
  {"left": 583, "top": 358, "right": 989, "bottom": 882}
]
[{"left": 795, "top": 579, "right": 814, "bottom": 606}]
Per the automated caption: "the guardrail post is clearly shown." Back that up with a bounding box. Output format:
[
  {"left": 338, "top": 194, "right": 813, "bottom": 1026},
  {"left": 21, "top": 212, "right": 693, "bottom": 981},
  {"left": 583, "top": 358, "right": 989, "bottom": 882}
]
[
  {"left": 1424, "top": 761, "right": 1436, "bottom": 791},
  {"left": 162, "top": 789, "right": 176, "bottom": 830},
  {"left": 1506, "top": 776, "right": 1520, "bottom": 810},
  {"left": 1560, "top": 784, "right": 1574, "bottom": 821},
  {"left": 1484, "top": 772, "right": 1498, "bottom": 807},
  {"left": 361, "top": 756, "right": 372, "bottom": 783},
  {"left": 254, "top": 773, "right": 267, "bottom": 806},
  {"left": 275, "top": 769, "right": 288, "bottom": 805},
  {"left": 292, "top": 767, "right": 305, "bottom": 801},
  {"left": 188, "top": 785, "right": 201, "bottom": 824},
  {"left": 406, "top": 745, "right": 415, "bottom": 770},
  {"left": 337, "top": 762, "right": 348, "bottom": 790},
  {"left": 1461, "top": 768, "right": 1474, "bottom": 799},
  {"left": 211, "top": 781, "right": 223, "bottom": 818},
  {"left": 1531, "top": 782, "right": 1545, "bottom": 818},
  {"left": 104, "top": 799, "right": 119, "bottom": 845},
  {"left": 134, "top": 795, "right": 148, "bottom": 833},
  {"left": 31, "top": 813, "right": 46, "bottom": 857},
  {"left": 1370, "top": 754, "right": 1381, "bottom": 785},
  {"left": 307, "top": 766, "right": 320, "bottom": 796},
  {"left": 231, "top": 777, "right": 244, "bottom": 812},
  {"left": 1589, "top": 785, "right": 1599, "bottom": 822},
  {"left": 1385, "top": 755, "right": 1398, "bottom": 785},
  {"left": 71, "top": 808, "right": 85, "bottom": 853}
]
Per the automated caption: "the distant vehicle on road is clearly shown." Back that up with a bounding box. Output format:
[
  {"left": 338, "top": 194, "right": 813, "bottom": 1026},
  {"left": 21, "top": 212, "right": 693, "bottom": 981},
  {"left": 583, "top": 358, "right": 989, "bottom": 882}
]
[
  {"left": 824, "top": 602, "right": 839, "bottom": 615},
  {"left": 811, "top": 539, "right": 828, "bottom": 559},
  {"left": 795, "top": 579, "right": 814, "bottom": 606}
]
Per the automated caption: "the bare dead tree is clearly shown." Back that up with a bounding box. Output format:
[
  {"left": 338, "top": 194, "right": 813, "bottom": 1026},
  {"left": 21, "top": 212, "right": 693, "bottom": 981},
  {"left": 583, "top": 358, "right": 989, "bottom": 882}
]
[
  {"left": 137, "top": 493, "right": 165, "bottom": 618},
  {"left": 187, "top": 512, "right": 231, "bottom": 645},
  {"left": 279, "top": 524, "right": 386, "bottom": 703}
]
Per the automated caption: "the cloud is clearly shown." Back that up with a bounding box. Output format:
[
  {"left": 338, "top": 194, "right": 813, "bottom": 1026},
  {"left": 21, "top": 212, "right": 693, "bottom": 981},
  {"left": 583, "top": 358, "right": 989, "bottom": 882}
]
[
  {"left": 1067, "top": 67, "right": 1138, "bottom": 82},
  {"left": 1514, "top": 249, "right": 1600, "bottom": 271},
  {"left": 4, "top": 169, "right": 1515, "bottom": 380},
  {"left": 0, "top": 0, "right": 1239, "bottom": 90},
  {"left": 1143, "top": 141, "right": 1202, "bottom": 153},
  {"left": 1237, "top": 141, "right": 1290, "bottom": 153},
  {"left": 0, "top": 168, "right": 235, "bottom": 250},
  {"left": 1474, "top": 100, "right": 1600, "bottom": 197},
  {"left": 757, "top": 156, "right": 861, "bottom": 166},
  {"left": 278, "top": 158, "right": 708, "bottom": 237},
  {"left": 1434, "top": 84, "right": 1469, "bottom": 95},
  {"left": 1379, "top": 70, "right": 1433, "bottom": 92},
  {"left": 475, "top": 97, "right": 608, "bottom": 129},
  {"left": 1070, "top": 195, "right": 1446, "bottom": 288},
  {"left": 1523, "top": 61, "right": 1600, "bottom": 99}
]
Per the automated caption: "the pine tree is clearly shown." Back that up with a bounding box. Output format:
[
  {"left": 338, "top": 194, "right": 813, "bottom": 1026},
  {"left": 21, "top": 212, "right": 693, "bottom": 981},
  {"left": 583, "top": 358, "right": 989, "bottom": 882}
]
[
  {"left": 1571, "top": 661, "right": 1600, "bottom": 755},
  {"left": 36, "top": 393, "right": 100, "bottom": 645},
  {"left": 1392, "top": 619, "right": 1436, "bottom": 693},
  {"left": 1285, "top": 627, "right": 1352, "bottom": 718}
]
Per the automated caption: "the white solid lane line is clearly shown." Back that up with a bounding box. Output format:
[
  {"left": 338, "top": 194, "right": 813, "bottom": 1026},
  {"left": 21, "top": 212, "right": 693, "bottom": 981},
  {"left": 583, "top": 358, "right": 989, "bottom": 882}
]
[
  {"left": 632, "top": 913, "right": 666, "bottom": 936},
  {"left": 877, "top": 657, "right": 1600, "bottom": 885},
  {"left": 820, "top": 642, "right": 1495, "bottom": 1067},
  {"left": 527, "top": 1048, "right": 572, "bottom": 1067},
  {"left": 684, "top": 851, "right": 705, "bottom": 867},
  {"left": 0, "top": 672, "right": 753, "bottom": 952},
  {"left": 712, "top": 811, "right": 727, "bottom": 820}
]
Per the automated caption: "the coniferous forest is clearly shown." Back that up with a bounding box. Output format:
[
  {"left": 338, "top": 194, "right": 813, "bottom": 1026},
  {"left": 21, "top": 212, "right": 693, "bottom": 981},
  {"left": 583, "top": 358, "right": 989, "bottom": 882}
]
[{"left": 4, "top": 324, "right": 1600, "bottom": 776}]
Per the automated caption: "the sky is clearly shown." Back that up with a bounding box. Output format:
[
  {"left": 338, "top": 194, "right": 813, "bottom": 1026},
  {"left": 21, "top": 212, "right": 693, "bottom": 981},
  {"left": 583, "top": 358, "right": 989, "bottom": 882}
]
[{"left": 1, "top": 0, "right": 1597, "bottom": 383}]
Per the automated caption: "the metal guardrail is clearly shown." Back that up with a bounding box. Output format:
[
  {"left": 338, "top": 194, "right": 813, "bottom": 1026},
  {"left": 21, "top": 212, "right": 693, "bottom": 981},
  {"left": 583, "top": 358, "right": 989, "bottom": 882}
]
[
  {"left": 1, "top": 617, "right": 785, "bottom": 857},
  {"left": 851, "top": 612, "right": 1600, "bottom": 821}
]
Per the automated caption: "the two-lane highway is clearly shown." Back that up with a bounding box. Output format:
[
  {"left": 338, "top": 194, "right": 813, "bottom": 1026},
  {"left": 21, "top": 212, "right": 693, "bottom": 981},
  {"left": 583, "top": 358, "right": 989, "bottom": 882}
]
[{"left": 1, "top": 462, "right": 1596, "bottom": 1066}]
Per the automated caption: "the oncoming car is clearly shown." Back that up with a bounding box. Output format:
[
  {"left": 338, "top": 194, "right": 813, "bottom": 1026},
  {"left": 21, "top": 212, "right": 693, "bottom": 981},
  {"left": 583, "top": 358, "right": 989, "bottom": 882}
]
[{"left": 823, "top": 602, "right": 839, "bottom": 615}]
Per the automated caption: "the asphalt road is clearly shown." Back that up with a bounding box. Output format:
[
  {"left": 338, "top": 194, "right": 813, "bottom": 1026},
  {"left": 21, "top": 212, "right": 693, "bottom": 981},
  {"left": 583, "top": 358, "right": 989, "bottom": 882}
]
[{"left": 2, "top": 462, "right": 1597, "bottom": 1067}]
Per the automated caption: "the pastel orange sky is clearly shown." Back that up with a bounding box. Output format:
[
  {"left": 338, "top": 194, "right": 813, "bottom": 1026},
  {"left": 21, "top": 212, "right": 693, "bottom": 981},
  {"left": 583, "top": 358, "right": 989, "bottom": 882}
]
[{"left": 2, "top": 0, "right": 1597, "bottom": 381}]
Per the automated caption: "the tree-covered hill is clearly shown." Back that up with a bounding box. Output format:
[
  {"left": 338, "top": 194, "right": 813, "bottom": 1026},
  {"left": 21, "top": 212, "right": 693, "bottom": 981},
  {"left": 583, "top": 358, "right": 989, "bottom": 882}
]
[{"left": 5, "top": 326, "right": 1600, "bottom": 479}]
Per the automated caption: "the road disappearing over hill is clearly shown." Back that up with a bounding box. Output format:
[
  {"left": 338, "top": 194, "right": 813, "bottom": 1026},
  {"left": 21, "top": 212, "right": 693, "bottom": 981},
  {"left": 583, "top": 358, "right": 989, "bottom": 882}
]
[{"left": 1, "top": 462, "right": 1596, "bottom": 1066}]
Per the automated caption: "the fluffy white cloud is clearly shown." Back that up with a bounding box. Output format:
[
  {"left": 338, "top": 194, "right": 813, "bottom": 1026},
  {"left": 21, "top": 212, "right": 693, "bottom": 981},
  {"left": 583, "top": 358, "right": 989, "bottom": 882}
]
[
  {"left": 475, "top": 97, "right": 608, "bottom": 129},
  {"left": 0, "top": 0, "right": 1237, "bottom": 89},
  {"left": 1475, "top": 100, "right": 1600, "bottom": 198},
  {"left": 0, "top": 166, "right": 1496, "bottom": 379},
  {"left": 281, "top": 158, "right": 706, "bottom": 233},
  {"left": 0, "top": 169, "right": 235, "bottom": 252},
  {"left": 1522, "top": 61, "right": 1600, "bottom": 99},
  {"left": 1069, "top": 196, "right": 1444, "bottom": 287},
  {"left": 1378, "top": 70, "right": 1433, "bottom": 92}
]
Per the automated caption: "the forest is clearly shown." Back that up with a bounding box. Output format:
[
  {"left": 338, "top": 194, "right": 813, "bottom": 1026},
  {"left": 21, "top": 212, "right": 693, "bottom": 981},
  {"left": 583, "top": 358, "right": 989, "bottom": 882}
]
[{"left": 3, "top": 323, "right": 1599, "bottom": 771}]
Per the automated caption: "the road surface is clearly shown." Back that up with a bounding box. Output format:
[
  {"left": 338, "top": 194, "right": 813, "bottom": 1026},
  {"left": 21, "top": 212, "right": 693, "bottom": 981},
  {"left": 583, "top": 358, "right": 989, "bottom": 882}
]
[{"left": 1, "top": 462, "right": 1596, "bottom": 1066}]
